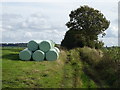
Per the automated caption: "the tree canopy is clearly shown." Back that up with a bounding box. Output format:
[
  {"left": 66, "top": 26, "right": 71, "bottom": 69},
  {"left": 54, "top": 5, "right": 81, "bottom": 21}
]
[{"left": 61, "top": 5, "right": 110, "bottom": 49}]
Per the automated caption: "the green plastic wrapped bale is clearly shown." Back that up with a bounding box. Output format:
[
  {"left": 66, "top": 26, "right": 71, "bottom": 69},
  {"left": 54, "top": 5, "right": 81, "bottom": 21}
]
[
  {"left": 54, "top": 47, "right": 60, "bottom": 53},
  {"left": 32, "top": 50, "right": 45, "bottom": 61},
  {"left": 46, "top": 48, "right": 59, "bottom": 61},
  {"left": 19, "top": 48, "right": 32, "bottom": 61},
  {"left": 27, "top": 40, "right": 39, "bottom": 51},
  {"left": 39, "top": 40, "right": 55, "bottom": 52}
]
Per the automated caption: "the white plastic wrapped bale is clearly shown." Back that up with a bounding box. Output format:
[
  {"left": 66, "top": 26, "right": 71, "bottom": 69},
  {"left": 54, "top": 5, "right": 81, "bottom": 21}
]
[
  {"left": 19, "top": 48, "right": 32, "bottom": 61},
  {"left": 27, "top": 40, "right": 39, "bottom": 51},
  {"left": 46, "top": 48, "right": 59, "bottom": 61},
  {"left": 32, "top": 50, "right": 45, "bottom": 61},
  {"left": 50, "top": 40, "right": 55, "bottom": 47},
  {"left": 39, "top": 40, "right": 55, "bottom": 52},
  {"left": 54, "top": 47, "right": 60, "bottom": 53}
]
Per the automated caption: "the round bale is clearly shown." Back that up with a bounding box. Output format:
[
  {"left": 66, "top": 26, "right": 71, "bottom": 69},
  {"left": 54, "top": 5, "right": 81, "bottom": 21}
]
[
  {"left": 54, "top": 47, "right": 60, "bottom": 53},
  {"left": 32, "top": 50, "right": 45, "bottom": 61},
  {"left": 19, "top": 48, "right": 32, "bottom": 61},
  {"left": 27, "top": 40, "right": 39, "bottom": 51},
  {"left": 39, "top": 40, "right": 54, "bottom": 52},
  {"left": 46, "top": 48, "right": 59, "bottom": 61}
]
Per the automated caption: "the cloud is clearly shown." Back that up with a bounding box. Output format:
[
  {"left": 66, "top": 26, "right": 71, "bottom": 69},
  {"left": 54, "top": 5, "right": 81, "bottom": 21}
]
[
  {"left": 1, "top": 13, "right": 22, "bottom": 21},
  {"left": 1, "top": 13, "right": 23, "bottom": 31},
  {"left": 1, "top": 12, "right": 50, "bottom": 32},
  {"left": 98, "top": 23, "right": 118, "bottom": 46},
  {"left": 1, "top": 12, "right": 66, "bottom": 43},
  {"left": 105, "top": 25, "right": 118, "bottom": 38},
  {"left": 20, "top": 14, "right": 51, "bottom": 30},
  {"left": 99, "top": 37, "right": 118, "bottom": 47},
  {"left": 24, "top": 32, "right": 32, "bottom": 38}
]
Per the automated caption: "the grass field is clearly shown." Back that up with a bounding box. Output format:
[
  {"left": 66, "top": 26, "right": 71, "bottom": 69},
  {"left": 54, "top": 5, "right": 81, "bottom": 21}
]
[{"left": 1, "top": 47, "right": 119, "bottom": 88}]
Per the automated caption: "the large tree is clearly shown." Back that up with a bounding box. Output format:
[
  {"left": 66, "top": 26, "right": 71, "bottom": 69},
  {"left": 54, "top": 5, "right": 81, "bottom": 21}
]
[{"left": 61, "top": 5, "right": 110, "bottom": 49}]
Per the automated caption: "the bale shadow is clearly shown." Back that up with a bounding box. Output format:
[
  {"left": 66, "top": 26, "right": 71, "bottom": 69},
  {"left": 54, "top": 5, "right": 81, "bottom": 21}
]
[
  {"left": 2, "top": 53, "right": 20, "bottom": 61},
  {"left": 2, "top": 48, "right": 24, "bottom": 52},
  {"left": 2, "top": 53, "right": 35, "bottom": 61}
]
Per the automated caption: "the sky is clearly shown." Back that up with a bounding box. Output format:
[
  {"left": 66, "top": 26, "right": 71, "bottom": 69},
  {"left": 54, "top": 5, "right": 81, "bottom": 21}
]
[{"left": 0, "top": 0, "right": 119, "bottom": 46}]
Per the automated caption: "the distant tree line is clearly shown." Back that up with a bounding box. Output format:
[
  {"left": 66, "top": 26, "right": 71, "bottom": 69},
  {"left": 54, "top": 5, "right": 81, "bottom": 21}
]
[{"left": 0, "top": 43, "right": 27, "bottom": 47}]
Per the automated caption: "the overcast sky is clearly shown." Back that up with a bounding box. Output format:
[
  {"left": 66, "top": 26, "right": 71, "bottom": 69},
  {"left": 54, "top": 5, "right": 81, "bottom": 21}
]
[{"left": 0, "top": 0, "right": 119, "bottom": 46}]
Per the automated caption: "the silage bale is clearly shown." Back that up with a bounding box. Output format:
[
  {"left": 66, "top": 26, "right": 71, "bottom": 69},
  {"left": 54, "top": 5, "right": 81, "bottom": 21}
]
[
  {"left": 39, "top": 40, "right": 55, "bottom": 52},
  {"left": 54, "top": 47, "right": 60, "bottom": 53},
  {"left": 32, "top": 50, "right": 45, "bottom": 61},
  {"left": 46, "top": 48, "right": 59, "bottom": 61},
  {"left": 27, "top": 40, "right": 39, "bottom": 51},
  {"left": 19, "top": 48, "right": 32, "bottom": 61}
]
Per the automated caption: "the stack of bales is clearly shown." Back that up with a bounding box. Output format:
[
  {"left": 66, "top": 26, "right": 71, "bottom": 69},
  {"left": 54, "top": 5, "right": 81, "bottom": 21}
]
[{"left": 19, "top": 40, "right": 60, "bottom": 61}]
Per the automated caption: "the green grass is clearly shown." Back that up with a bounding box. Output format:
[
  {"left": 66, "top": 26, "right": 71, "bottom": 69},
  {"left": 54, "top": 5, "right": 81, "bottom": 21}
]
[
  {"left": 2, "top": 47, "right": 65, "bottom": 88},
  {"left": 1, "top": 46, "right": 119, "bottom": 88}
]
